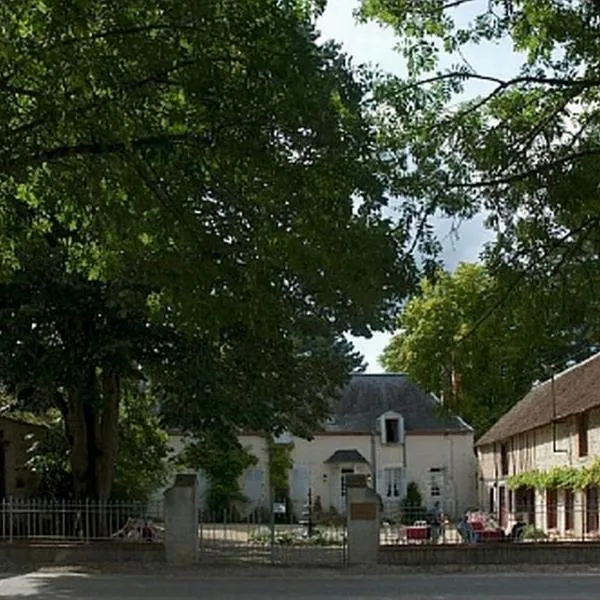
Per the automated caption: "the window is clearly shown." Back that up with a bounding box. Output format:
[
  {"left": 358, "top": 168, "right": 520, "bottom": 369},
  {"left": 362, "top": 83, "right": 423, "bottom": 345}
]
[
  {"left": 430, "top": 468, "right": 444, "bottom": 498},
  {"left": 385, "top": 419, "right": 399, "bottom": 444},
  {"left": 578, "top": 413, "right": 589, "bottom": 458},
  {"left": 546, "top": 489, "right": 558, "bottom": 530},
  {"left": 500, "top": 443, "right": 509, "bottom": 476},
  {"left": 488, "top": 487, "right": 495, "bottom": 513},
  {"left": 382, "top": 467, "right": 402, "bottom": 498},
  {"left": 380, "top": 413, "right": 404, "bottom": 444}
]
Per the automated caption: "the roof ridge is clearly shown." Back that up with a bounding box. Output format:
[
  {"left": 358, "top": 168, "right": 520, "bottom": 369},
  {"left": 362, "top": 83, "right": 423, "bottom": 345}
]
[
  {"left": 476, "top": 351, "right": 600, "bottom": 446},
  {"left": 351, "top": 372, "right": 407, "bottom": 377},
  {"left": 537, "top": 351, "right": 600, "bottom": 388}
]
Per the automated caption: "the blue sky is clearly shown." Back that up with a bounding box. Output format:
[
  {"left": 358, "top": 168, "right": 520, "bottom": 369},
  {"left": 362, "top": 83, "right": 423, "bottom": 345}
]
[{"left": 317, "top": 0, "right": 524, "bottom": 372}]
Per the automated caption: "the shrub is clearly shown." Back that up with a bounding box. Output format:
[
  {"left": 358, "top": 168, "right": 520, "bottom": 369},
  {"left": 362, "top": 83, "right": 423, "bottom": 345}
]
[
  {"left": 523, "top": 525, "right": 548, "bottom": 541},
  {"left": 400, "top": 482, "right": 427, "bottom": 525}
]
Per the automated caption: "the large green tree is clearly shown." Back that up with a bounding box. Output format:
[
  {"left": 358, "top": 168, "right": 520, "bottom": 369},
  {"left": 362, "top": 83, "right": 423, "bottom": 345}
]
[
  {"left": 380, "top": 263, "right": 593, "bottom": 434},
  {"left": 359, "top": 0, "right": 600, "bottom": 311},
  {"left": 359, "top": 0, "right": 600, "bottom": 430},
  {"left": 0, "top": 1, "right": 416, "bottom": 499}
]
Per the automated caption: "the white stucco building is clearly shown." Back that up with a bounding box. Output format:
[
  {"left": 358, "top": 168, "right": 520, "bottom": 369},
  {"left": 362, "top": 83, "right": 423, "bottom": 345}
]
[{"left": 160, "top": 374, "right": 477, "bottom": 519}]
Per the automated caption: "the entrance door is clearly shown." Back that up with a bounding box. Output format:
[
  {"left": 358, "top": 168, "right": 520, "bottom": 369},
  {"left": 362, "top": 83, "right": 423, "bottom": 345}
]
[{"left": 340, "top": 468, "right": 354, "bottom": 514}]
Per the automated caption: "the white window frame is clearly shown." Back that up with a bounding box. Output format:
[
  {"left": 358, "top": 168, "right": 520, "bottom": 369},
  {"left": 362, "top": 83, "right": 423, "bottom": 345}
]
[
  {"left": 379, "top": 411, "right": 405, "bottom": 445},
  {"left": 382, "top": 466, "right": 403, "bottom": 499},
  {"left": 429, "top": 467, "right": 444, "bottom": 499}
]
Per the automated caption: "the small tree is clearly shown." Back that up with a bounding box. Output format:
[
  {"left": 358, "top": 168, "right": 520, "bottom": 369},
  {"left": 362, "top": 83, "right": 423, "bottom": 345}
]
[
  {"left": 180, "top": 434, "right": 258, "bottom": 521},
  {"left": 400, "top": 482, "right": 427, "bottom": 525},
  {"left": 268, "top": 439, "right": 294, "bottom": 522}
]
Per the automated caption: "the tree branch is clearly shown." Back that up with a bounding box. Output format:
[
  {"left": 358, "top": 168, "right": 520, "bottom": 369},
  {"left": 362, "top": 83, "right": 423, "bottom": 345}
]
[
  {"left": 401, "top": 71, "right": 600, "bottom": 92},
  {"left": 59, "top": 24, "right": 202, "bottom": 47},
  {"left": 0, "top": 132, "right": 210, "bottom": 174},
  {"left": 451, "top": 147, "right": 600, "bottom": 189},
  {"left": 442, "top": 0, "right": 477, "bottom": 9},
  {"left": 453, "top": 216, "right": 600, "bottom": 347}
]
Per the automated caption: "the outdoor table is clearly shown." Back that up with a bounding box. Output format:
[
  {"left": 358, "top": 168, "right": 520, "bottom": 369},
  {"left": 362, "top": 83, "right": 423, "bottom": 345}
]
[
  {"left": 406, "top": 525, "right": 430, "bottom": 542},
  {"left": 479, "top": 529, "right": 504, "bottom": 542}
]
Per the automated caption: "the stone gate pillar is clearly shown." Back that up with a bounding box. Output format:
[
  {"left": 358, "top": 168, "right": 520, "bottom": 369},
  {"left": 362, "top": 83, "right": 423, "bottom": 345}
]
[
  {"left": 164, "top": 473, "right": 198, "bottom": 564},
  {"left": 346, "top": 473, "right": 380, "bottom": 566}
]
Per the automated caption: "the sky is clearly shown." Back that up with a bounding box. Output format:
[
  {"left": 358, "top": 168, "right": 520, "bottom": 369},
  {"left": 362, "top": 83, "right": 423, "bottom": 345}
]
[{"left": 317, "top": 0, "right": 524, "bottom": 372}]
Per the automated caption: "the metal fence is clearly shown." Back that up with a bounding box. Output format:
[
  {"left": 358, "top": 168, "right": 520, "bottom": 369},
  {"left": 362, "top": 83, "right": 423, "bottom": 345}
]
[
  {"left": 0, "top": 498, "right": 164, "bottom": 543},
  {"left": 379, "top": 504, "right": 600, "bottom": 546},
  {"left": 197, "top": 509, "right": 347, "bottom": 567}
]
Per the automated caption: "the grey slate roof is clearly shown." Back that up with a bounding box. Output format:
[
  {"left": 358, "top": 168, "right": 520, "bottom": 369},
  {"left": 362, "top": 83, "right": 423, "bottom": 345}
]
[
  {"left": 324, "top": 449, "right": 369, "bottom": 464},
  {"left": 325, "top": 374, "right": 472, "bottom": 434}
]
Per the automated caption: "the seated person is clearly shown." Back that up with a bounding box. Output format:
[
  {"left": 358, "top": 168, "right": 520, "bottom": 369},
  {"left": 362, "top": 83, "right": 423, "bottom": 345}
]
[
  {"left": 510, "top": 516, "right": 526, "bottom": 541},
  {"left": 457, "top": 513, "right": 476, "bottom": 543}
]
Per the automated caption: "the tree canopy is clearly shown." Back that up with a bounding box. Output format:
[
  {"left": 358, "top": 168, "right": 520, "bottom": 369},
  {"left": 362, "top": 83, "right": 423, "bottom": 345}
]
[
  {"left": 359, "top": 0, "right": 600, "bottom": 302},
  {"left": 380, "top": 263, "right": 595, "bottom": 434},
  {"left": 0, "top": 0, "right": 416, "bottom": 499},
  {"left": 360, "top": 0, "right": 600, "bottom": 430}
]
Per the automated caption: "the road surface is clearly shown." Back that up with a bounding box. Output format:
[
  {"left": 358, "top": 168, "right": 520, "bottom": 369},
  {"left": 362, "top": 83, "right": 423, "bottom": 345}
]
[{"left": 1, "top": 571, "right": 599, "bottom": 598}]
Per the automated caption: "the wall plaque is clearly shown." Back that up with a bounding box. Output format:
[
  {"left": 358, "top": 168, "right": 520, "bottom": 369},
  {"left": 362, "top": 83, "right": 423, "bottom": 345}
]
[{"left": 350, "top": 502, "right": 377, "bottom": 521}]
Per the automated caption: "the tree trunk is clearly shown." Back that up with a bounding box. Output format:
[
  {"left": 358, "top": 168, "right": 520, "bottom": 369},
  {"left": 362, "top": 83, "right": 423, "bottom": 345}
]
[
  {"left": 66, "top": 366, "right": 122, "bottom": 500},
  {"left": 67, "top": 384, "right": 90, "bottom": 498},
  {"left": 62, "top": 316, "right": 121, "bottom": 500},
  {"left": 97, "top": 370, "right": 120, "bottom": 502}
]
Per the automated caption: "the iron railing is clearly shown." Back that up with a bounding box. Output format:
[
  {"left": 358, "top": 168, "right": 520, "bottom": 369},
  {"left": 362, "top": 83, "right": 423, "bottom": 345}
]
[
  {"left": 0, "top": 498, "right": 164, "bottom": 542},
  {"left": 379, "top": 505, "right": 600, "bottom": 545},
  {"left": 197, "top": 509, "right": 346, "bottom": 566}
]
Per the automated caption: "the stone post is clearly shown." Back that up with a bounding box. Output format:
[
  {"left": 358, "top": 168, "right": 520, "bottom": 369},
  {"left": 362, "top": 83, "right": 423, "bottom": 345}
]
[
  {"left": 164, "top": 473, "right": 198, "bottom": 564},
  {"left": 346, "top": 473, "right": 380, "bottom": 566}
]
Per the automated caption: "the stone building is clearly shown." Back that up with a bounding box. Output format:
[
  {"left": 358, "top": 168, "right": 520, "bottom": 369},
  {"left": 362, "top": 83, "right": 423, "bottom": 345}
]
[
  {"left": 0, "top": 414, "right": 46, "bottom": 499},
  {"left": 477, "top": 352, "right": 600, "bottom": 537}
]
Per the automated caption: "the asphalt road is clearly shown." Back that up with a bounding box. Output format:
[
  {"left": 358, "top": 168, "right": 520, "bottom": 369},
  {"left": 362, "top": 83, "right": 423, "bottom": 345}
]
[{"left": 1, "top": 571, "right": 599, "bottom": 599}]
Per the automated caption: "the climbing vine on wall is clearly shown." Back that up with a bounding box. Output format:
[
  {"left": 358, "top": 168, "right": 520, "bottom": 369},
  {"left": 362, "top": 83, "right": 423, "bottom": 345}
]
[
  {"left": 268, "top": 439, "right": 294, "bottom": 501},
  {"left": 507, "top": 459, "right": 600, "bottom": 491}
]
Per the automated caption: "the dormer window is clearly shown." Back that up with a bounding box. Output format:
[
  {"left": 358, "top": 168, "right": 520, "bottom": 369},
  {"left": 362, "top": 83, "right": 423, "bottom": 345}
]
[
  {"left": 379, "top": 411, "right": 404, "bottom": 445},
  {"left": 385, "top": 418, "right": 400, "bottom": 443}
]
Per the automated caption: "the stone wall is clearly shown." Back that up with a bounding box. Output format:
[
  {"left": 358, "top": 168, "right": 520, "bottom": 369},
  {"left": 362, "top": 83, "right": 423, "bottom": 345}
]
[
  {"left": 0, "top": 542, "right": 164, "bottom": 565},
  {"left": 379, "top": 543, "right": 600, "bottom": 566}
]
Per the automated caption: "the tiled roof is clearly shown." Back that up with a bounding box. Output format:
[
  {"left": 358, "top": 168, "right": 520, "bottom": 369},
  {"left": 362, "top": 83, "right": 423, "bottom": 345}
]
[
  {"left": 325, "top": 374, "right": 473, "bottom": 434},
  {"left": 323, "top": 449, "right": 369, "bottom": 464},
  {"left": 476, "top": 352, "right": 600, "bottom": 447}
]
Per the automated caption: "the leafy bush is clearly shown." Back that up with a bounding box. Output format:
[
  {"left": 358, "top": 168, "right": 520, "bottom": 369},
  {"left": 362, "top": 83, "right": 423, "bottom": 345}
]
[
  {"left": 248, "top": 527, "right": 343, "bottom": 547},
  {"left": 523, "top": 525, "right": 548, "bottom": 541},
  {"left": 179, "top": 433, "right": 257, "bottom": 519},
  {"left": 400, "top": 482, "right": 427, "bottom": 525}
]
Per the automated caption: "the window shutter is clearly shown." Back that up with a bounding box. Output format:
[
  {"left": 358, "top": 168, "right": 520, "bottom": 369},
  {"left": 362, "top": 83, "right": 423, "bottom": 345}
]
[
  {"left": 398, "top": 415, "right": 405, "bottom": 444},
  {"left": 376, "top": 469, "right": 385, "bottom": 497},
  {"left": 400, "top": 468, "right": 408, "bottom": 499},
  {"left": 380, "top": 416, "right": 387, "bottom": 444}
]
